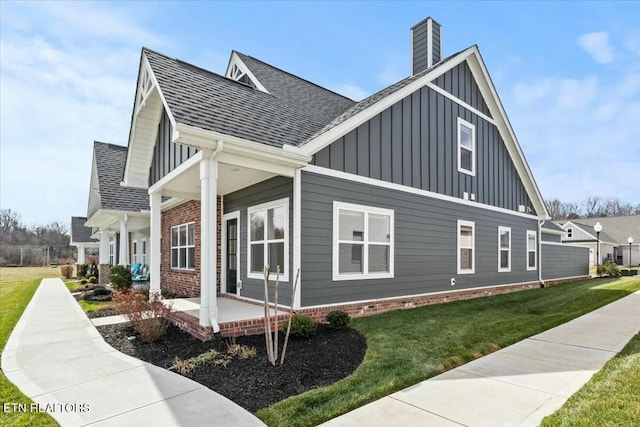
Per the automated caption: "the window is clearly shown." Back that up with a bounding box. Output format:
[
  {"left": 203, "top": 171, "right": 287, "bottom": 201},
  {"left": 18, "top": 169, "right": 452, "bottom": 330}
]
[
  {"left": 498, "top": 226, "right": 511, "bottom": 272},
  {"left": 566, "top": 228, "right": 573, "bottom": 238},
  {"left": 171, "top": 223, "right": 195, "bottom": 269},
  {"left": 457, "top": 220, "right": 475, "bottom": 274},
  {"left": 108, "top": 240, "right": 115, "bottom": 266},
  {"left": 457, "top": 118, "right": 476, "bottom": 176},
  {"left": 247, "top": 198, "right": 289, "bottom": 281},
  {"left": 141, "top": 239, "right": 147, "bottom": 266},
  {"left": 333, "top": 202, "right": 394, "bottom": 280},
  {"left": 527, "top": 230, "right": 537, "bottom": 270},
  {"left": 132, "top": 241, "right": 138, "bottom": 264}
]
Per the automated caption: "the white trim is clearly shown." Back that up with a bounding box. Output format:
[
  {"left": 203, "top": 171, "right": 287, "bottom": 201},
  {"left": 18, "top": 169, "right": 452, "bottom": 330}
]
[
  {"left": 498, "top": 226, "right": 511, "bottom": 272},
  {"left": 292, "top": 169, "right": 302, "bottom": 309},
  {"left": 410, "top": 27, "right": 415, "bottom": 75},
  {"left": 148, "top": 150, "right": 204, "bottom": 195},
  {"left": 457, "top": 220, "right": 475, "bottom": 274},
  {"left": 542, "top": 275, "right": 590, "bottom": 282},
  {"left": 566, "top": 227, "right": 573, "bottom": 238},
  {"left": 246, "top": 197, "right": 290, "bottom": 282},
  {"left": 224, "top": 52, "right": 270, "bottom": 94},
  {"left": 332, "top": 201, "right": 395, "bottom": 281},
  {"left": 303, "top": 165, "right": 539, "bottom": 220},
  {"left": 426, "top": 82, "right": 495, "bottom": 124},
  {"left": 170, "top": 222, "right": 196, "bottom": 270},
  {"left": 300, "top": 280, "right": 541, "bottom": 310},
  {"left": 541, "top": 240, "right": 574, "bottom": 246},
  {"left": 457, "top": 117, "right": 476, "bottom": 176},
  {"left": 527, "top": 230, "right": 537, "bottom": 271},
  {"left": 427, "top": 18, "right": 433, "bottom": 68},
  {"left": 221, "top": 211, "right": 241, "bottom": 296}
]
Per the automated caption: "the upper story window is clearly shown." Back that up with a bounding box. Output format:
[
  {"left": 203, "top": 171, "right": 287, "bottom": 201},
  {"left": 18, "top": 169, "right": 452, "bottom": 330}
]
[
  {"left": 333, "top": 202, "right": 394, "bottom": 281},
  {"left": 457, "top": 220, "right": 475, "bottom": 274},
  {"left": 566, "top": 228, "right": 573, "bottom": 238},
  {"left": 248, "top": 198, "right": 289, "bottom": 281},
  {"left": 498, "top": 226, "right": 511, "bottom": 272},
  {"left": 527, "top": 230, "right": 537, "bottom": 270},
  {"left": 457, "top": 118, "right": 476, "bottom": 176},
  {"left": 171, "top": 223, "right": 195, "bottom": 270}
]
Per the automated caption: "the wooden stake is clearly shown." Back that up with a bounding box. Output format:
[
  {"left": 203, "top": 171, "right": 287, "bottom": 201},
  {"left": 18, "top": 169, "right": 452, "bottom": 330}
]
[
  {"left": 274, "top": 265, "right": 280, "bottom": 363},
  {"left": 280, "top": 268, "right": 300, "bottom": 365},
  {"left": 263, "top": 266, "right": 274, "bottom": 364}
]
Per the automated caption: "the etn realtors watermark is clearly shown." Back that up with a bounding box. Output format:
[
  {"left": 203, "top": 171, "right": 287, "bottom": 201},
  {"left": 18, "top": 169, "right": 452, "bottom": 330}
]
[{"left": 2, "top": 402, "right": 90, "bottom": 413}]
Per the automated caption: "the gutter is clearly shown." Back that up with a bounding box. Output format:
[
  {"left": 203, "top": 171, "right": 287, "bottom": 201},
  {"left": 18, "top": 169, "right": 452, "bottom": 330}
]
[{"left": 538, "top": 219, "right": 545, "bottom": 287}]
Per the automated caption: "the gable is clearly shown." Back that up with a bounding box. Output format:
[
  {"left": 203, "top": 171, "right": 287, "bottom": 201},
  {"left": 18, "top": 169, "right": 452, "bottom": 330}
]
[
  {"left": 312, "top": 83, "right": 534, "bottom": 213},
  {"left": 433, "top": 61, "right": 491, "bottom": 118}
]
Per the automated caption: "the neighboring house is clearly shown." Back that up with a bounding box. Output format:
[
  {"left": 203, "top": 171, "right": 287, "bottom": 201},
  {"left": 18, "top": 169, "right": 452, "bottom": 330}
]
[
  {"left": 555, "top": 215, "right": 640, "bottom": 267},
  {"left": 99, "top": 17, "right": 589, "bottom": 337},
  {"left": 84, "top": 141, "right": 151, "bottom": 284},
  {"left": 69, "top": 216, "right": 99, "bottom": 265}
]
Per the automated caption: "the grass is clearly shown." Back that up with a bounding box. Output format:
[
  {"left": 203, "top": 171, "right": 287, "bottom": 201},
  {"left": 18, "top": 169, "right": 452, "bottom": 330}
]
[
  {"left": 541, "top": 331, "right": 640, "bottom": 426},
  {"left": 257, "top": 277, "right": 640, "bottom": 427},
  {"left": 0, "top": 267, "right": 59, "bottom": 427},
  {"left": 78, "top": 299, "right": 112, "bottom": 313}
]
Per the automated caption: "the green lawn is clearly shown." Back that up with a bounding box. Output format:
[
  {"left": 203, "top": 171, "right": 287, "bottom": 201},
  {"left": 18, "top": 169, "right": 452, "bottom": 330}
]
[
  {"left": 541, "top": 331, "right": 640, "bottom": 426},
  {"left": 258, "top": 277, "right": 640, "bottom": 427},
  {"left": 0, "top": 267, "right": 58, "bottom": 427}
]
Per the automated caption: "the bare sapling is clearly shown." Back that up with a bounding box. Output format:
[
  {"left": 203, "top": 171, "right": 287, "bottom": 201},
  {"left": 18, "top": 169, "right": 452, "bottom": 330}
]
[
  {"left": 274, "top": 265, "right": 280, "bottom": 362},
  {"left": 280, "top": 268, "right": 300, "bottom": 365},
  {"left": 263, "top": 266, "right": 275, "bottom": 364}
]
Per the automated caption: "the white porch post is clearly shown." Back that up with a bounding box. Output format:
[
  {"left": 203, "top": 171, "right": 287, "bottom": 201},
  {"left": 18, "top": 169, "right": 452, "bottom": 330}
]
[
  {"left": 77, "top": 244, "right": 86, "bottom": 265},
  {"left": 99, "top": 231, "right": 110, "bottom": 264},
  {"left": 118, "top": 214, "right": 129, "bottom": 266},
  {"left": 149, "top": 191, "right": 162, "bottom": 299},
  {"left": 200, "top": 156, "right": 219, "bottom": 332}
]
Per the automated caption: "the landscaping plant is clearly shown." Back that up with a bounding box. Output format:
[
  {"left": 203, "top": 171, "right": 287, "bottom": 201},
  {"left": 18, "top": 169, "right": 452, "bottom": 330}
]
[
  {"left": 326, "top": 310, "right": 350, "bottom": 330},
  {"left": 112, "top": 290, "right": 174, "bottom": 342},
  {"left": 60, "top": 264, "right": 73, "bottom": 279},
  {"left": 109, "top": 264, "right": 132, "bottom": 290},
  {"left": 597, "top": 260, "right": 621, "bottom": 277},
  {"left": 88, "top": 276, "right": 98, "bottom": 284},
  {"left": 77, "top": 263, "right": 89, "bottom": 278},
  {"left": 287, "top": 315, "right": 316, "bottom": 338}
]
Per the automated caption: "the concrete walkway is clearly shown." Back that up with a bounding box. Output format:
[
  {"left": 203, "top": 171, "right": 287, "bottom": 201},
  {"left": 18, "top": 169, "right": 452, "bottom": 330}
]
[
  {"left": 2, "top": 278, "right": 265, "bottom": 427},
  {"left": 322, "top": 290, "right": 640, "bottom": 427}
]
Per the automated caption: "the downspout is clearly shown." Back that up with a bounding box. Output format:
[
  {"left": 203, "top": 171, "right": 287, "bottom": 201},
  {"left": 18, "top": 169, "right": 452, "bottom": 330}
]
[
  {"left": 208, "top": 140, "right": 223, "bottom": 332},
  {"left": 538, "top": 219, "right": 545, "bottom": 287}
]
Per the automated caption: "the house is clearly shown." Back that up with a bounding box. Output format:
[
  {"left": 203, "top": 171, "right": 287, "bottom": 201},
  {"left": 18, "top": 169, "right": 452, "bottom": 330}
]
[
  {"left": 69, "top": 216, "right": 99, "bottom": 266},
  {"left": 555, "top": 215, "right": 640, "bottom": 267},
  {"left": 83, "top": 141, "right": 151, "bottom": 284},
  {"left": 111, "top": 17, "right": 588, "bottom": 338}
]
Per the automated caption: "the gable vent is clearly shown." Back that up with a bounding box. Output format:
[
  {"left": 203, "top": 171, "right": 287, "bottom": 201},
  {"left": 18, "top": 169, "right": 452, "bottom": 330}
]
[{"left": 411, "top": 17, "right": 442, "bottom": 76}]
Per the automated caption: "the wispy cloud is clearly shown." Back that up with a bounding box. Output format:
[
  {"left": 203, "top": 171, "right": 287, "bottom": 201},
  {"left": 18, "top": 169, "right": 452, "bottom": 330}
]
[
  {"left": 330, "top": 83, "right": 369, "bottom": 101},
  {"left": 578, "top": 32, "right": 614, "bottom": 64}
]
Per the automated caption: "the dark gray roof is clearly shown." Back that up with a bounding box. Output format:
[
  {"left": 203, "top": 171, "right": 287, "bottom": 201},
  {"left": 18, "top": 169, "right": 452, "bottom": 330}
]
[
  {"left": 303, "top": 48, "right": 468, "bottom": 143},
  {"left": 95, "top": 141, "right": 149, "bottom": 212},
  {"left": 570, "top": 216, "right": 640, "bottom": 245},
  {"left": 541, "top": 221, "right": 563, "bottom": 233},
  {"left": 70, "top": 216, "right": 97, "bottom": 243},
  {"left": 144, "top": 48, "right": 355, "bottom": 148}
]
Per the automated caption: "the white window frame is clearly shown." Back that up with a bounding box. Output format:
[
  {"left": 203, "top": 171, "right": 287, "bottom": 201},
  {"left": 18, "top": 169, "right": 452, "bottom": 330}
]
[
  {"left": 566, "top": 228, "right": 573, "bottom": 238},
  {"left": 333, "top": 201, "right": 395, "bottom": 281},
  {"left": 457, "top": 220, "right": 475, "bottom": 274},
  {"left": 171, "top": 222, "right": 195, "bottom": 270},
  {"left": 527, "top": 230, "right": 537, "bottom": 271},
  {"left": 247, "top": 198, "right": 289, "bottom": 282},
  {"left": 132, "top": 240, "right": 138, "bottom": 265},
  {"left": 457, "top": 117, "right": 476, "bottom": 176},
  {"left": 141, "top": 239, "right": 147, "bottom": 266},
  {"left": 108, "top": 239, "right": 115, "bottom": 266},
  {"left": 498, "top": 226, "right": 511, "bottom": 272}
]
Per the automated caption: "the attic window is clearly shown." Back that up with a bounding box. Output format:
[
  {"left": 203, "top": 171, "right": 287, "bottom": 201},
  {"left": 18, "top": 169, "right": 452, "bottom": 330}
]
[{"left": 228, "top": 63, "right": 256, "bottom": 89}]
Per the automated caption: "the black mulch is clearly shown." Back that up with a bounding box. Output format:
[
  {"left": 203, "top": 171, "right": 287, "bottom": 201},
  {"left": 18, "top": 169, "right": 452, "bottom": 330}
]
[
  {"left": 87, "top": 308, "right": 118, "bottom": 318},
  {"left": 96, "top": 322, "right": 367, "bottom": 413}
]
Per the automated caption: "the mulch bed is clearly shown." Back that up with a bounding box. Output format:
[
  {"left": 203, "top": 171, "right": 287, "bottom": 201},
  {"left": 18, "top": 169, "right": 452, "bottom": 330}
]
[
  {"left": 96, "top": 321, "right": 367, "bottom": 413},
  {"left": 86, "top": 307, "right": 118, "bottom": 318}
]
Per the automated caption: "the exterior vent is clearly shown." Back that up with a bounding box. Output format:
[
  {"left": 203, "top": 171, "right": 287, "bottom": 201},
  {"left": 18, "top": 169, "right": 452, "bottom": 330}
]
[
  {"left": 518, "top": 205, "right": 526, "bottom": 213},
  {"left": 411, "top": 17, "right": 442, "bottom": 76}
]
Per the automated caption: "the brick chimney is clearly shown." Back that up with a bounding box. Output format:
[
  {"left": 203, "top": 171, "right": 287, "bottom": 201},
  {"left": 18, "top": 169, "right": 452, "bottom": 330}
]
[{"left": 411, "top": 17, "right": 442, "bottom": 76}]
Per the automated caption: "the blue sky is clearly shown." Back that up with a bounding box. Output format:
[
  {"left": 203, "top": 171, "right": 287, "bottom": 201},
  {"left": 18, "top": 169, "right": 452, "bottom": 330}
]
[{"left": 1, "top": 1, "right": 639, "bottom": 227}]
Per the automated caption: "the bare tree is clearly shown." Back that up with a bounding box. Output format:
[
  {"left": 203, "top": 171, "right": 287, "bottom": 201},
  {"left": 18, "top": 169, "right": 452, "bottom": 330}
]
[{"left": 0, "top": 209, "right": 22, "bottom": 233}]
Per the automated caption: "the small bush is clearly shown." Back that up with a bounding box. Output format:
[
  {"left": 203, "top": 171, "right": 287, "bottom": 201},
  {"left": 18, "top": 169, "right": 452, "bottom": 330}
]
[
  {"left": 112, "top": 290, "right": 174, "bottom": 342},
  {"left": 109, "top": 265, "right": 132, "bottom": 290},
  {"left": 286, "top": 314, "right": 316, "bottom": 338},
  {"left": 60, "top": 265, "right": 73, "bottom": 279},
  {"left": 87, "top": 262, "right": 99, "bottom": 280},
  {"left": 80, "top": 279, "right": 88, "bottom": 285},
  {"left": 78, "top": 264, "right": 89, "bottom": 278},
  {"left": 326, "top": 310, "right": 350, "bottom": 330},
  {"left": 88, "top": 276, "right": 98, "bottom": 284},
  {"left": 227, "top": 344, "right": 257, "bottom": 359},
  {"left": 597, "top": 260, "right": 621, "bottom": 277}
]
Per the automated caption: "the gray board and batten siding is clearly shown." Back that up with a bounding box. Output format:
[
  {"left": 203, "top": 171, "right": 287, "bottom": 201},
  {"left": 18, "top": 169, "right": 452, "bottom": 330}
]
[
  {"left": 312, "top": 63, "right": 532, "bottom": 214},
  {"left": 223, "top": 176, "right": 294, "bottom": 303},
  {"left": 541, "top": 243, "right": 589, "bottom": 280},
  {"left": 149, "top": 109, "right": 199, "bottom": 186},
  {"left": 411, "top": 18, "right": 441, "bottom": 75},
  {"left": 300, "top": 171, "right": 539, "bottom": 307}
]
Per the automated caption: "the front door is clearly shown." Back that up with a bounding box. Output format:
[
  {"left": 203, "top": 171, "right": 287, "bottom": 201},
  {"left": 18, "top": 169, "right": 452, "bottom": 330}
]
[{"left": 226, "top": 218, "right": 238, "bottom": 294}]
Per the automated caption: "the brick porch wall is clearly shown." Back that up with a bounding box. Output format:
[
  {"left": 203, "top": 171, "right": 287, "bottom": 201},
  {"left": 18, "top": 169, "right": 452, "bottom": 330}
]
[{"left": 160, "top": 197, "right": 222, "bottom": 298}]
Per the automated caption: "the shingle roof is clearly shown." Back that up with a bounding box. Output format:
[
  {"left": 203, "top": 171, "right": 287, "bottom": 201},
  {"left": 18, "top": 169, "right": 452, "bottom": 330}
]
[
  {"left": 568, "top": 216, "right": 640, "bottom": 245},
  {"left": 303, "top": 48, "right": 468, "bottom": 143},
  {"left": 70, "top": 217, "right": 97, "bottom": 243},
  {"left": 541, "top": 221, "right": 563, "bottom": 233},
  {"left": 94, "top": 142, "right": 149, "bottom": 212},
  {"left": 144, "top": 49, "right": 355, "bottom": 148}
]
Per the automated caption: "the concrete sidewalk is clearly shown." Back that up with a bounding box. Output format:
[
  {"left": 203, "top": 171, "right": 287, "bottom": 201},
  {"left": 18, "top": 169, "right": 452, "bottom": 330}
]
[
  {"left": 322, "top": 290, "right": 640, "bottom": 427},
  {"left": 2, "top": 278, "right": 265, "bottom": 427}
]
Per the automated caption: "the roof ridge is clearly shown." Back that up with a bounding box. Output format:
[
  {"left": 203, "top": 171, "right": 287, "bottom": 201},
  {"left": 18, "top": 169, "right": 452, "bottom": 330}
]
[
  {"left": 234, "top": 50, "right": 355, "bottom": 102},
  {"left": 94, "top": 141, "right": 127, "bottom": 150}
]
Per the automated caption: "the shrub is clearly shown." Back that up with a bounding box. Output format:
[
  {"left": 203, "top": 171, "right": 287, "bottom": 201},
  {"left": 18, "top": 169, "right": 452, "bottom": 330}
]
[
  {"left": 597, "top": 260, "right": 621, "bottom": 277},
  {"left": 326, "top": 310, "right": 350, "bottom": 330},
  {"left": 60, "top": 265, "right": 73, "bottom": 279},
  {"left": 77, "top": 264, "right": 89, "bottom": 278},
  {"left": 80, "top": 279, "right": 88, "bottom": 285},
  {"left": 286, "top": 314, "right": 316, "bottom": 338},
  {"left": 112, "top": 290, "right": 174, "bottom": 342},
  {"left": 109, "top": 265, "right": 132, "bottom": 290},
  {"left": 88, "top": 276, "right": 98, "bottom": 284},
  {"left": 87, "top": 262, "right": 99, "bottom": 280}
]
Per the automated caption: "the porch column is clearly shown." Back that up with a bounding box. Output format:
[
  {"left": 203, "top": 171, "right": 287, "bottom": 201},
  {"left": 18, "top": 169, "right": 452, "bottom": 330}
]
[
  {"left": 118, "top": 214, "right": 129, "bottom": 266},
  {"left": 77, "top": 244, "right": 86, "bottom": 265},
  {"left": 98, "top": 230, "right": 110, "bottom": 285},
  {"left": 149, "top": 191, "right": 162, "bottom": 300},
  {"left": 199, "top": 156, "right": 219, "bottom": 332}
]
